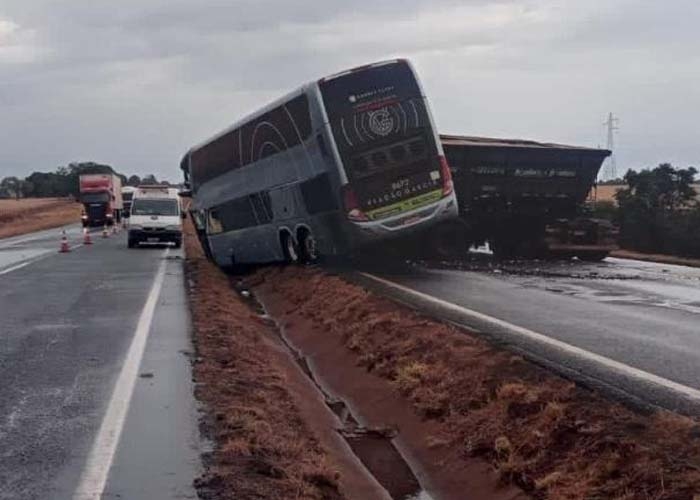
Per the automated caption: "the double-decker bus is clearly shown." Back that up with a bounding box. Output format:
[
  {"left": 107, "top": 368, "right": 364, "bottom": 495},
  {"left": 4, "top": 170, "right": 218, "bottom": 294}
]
[{"left": 181, "top": 59, "right": 458, "bottom": 269}]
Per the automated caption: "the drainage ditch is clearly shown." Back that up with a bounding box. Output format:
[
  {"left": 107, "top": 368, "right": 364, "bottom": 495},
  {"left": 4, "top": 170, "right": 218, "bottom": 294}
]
[{"left": 236, "top": 283, "right": 432, "bottom": 500}]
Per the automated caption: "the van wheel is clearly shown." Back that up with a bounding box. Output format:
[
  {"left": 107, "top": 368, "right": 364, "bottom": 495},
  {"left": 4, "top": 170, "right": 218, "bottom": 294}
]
[
  {"left": 298, "top": 230, "right": 318, "bottom": 264},
  {"left": 281, "top": 232, "right": 299, "bottom": 264}
]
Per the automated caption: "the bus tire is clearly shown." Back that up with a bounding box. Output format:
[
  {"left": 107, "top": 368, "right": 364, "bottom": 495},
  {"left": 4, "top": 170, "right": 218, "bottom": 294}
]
[
  {"left": 280, "top": 232, "right": 299, "bottom": 264},
  {"left": 298, "top": 229, "right": 318, "bottom": 264}
]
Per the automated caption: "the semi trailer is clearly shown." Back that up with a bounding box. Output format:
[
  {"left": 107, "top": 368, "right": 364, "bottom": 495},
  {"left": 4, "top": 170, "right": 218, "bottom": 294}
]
[
  {"left": 437, "top": 135, "right": 618, "bottom": 260},
  {"left": 79, "top": 174, "right": 123, "bottom": 227}
]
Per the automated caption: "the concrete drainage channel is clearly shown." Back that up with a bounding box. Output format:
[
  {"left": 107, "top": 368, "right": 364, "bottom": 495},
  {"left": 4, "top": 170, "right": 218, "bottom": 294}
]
[{"left": 237, "top": 284, "right": 431, "bottom": 500}]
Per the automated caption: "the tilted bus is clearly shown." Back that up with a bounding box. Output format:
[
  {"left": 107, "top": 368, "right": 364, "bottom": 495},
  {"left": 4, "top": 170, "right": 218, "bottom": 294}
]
[{"left": 180, "top": 59, "right": 458, "bottom": 269}]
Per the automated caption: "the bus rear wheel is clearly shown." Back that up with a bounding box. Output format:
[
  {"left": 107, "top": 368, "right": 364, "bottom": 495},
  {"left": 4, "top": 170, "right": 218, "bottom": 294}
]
[
  {"left": 298, "top": 229, "right": 319, "bottom": 264},
  {"left": 281, "top": 232, "right": 299, "bottom": 265}
]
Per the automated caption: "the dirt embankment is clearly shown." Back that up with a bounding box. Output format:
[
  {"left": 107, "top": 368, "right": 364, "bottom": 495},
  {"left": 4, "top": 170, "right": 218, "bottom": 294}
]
[
  {"left": 0, "top": 198, "right": 81, "bottom": 239},
  {"left": 611, "top": 249, "right": 700, "bottom": 269},
  {"left": 254, "top": 267, "right": 700, "bottom": 500},
  {"left": 185, "top": 226, "right": 391, "bottom": 500}
]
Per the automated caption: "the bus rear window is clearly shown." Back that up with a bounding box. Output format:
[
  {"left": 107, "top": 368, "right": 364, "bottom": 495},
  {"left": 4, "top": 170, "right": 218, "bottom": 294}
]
[{"left": 319, "top": 61, "right": 422, "bottom": 118}]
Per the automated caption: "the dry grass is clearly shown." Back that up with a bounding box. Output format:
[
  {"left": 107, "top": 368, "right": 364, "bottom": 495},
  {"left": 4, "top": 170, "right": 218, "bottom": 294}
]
[
  {"left": 184, "top": 223, "right": 344, "bottom": 500},
  {"left": 256, "top": 266, "right": 700, "bottom": 500},
  {"left": 0, "top": 198, "right": 81, "bottom": 239}
]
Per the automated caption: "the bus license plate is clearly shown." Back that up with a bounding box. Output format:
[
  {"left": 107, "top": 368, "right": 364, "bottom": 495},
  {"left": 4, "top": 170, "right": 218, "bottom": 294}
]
[{"left": 147, "top": 237, "right": 160, "bottom": 242}]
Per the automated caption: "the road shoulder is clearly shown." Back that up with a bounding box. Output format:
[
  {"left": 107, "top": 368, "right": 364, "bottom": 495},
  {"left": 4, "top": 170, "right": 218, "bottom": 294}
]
[{"left": 101, "top": 252, "right": 203, "bottom": 499}]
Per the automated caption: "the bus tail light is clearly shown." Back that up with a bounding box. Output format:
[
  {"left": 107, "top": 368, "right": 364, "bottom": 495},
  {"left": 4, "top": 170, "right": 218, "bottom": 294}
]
[
  {"left": 341, "top": 184, "right": 369, "bottom": 222},
  {"left": 439, "top": 156, "right": 453, "bottom": 197}
]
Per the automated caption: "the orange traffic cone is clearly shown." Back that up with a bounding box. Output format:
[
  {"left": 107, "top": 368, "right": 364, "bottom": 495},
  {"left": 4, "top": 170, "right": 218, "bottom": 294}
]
[
  {"left": 59, "top": 230, "right": 71, "bottom": 253},
  {"left": 83, "top": 228, "right": 93, "bottom": 245},
  {"left": 102, "top": 225, "right": 109, "bottom": 238}
]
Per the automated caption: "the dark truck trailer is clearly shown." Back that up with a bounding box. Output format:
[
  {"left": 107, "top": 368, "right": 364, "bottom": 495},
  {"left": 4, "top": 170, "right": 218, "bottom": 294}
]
[{"left": 439, "top": 134, "right": 618, "bottom": 260}]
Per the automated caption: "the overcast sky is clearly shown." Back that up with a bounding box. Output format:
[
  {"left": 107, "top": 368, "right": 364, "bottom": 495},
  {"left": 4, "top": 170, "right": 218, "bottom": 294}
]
[{"left": 1, "top": 0, "right": 698, "bottom": 181}]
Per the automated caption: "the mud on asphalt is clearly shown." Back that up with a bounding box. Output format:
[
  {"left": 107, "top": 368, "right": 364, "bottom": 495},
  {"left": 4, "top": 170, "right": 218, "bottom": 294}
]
[{"left": 184, "top": 225, "right": 700, "bottom": 499}]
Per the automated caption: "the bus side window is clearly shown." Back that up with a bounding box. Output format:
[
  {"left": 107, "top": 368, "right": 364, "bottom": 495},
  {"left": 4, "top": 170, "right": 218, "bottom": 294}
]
[
  {"left": 316, "top": 134, "right": 328, "bottom": 157},
  {"left": 260, "top": 191, "right": 273, "bottom": 220},
  {"left": 207, "top": 209, "right": 223, "bottom": 235}
]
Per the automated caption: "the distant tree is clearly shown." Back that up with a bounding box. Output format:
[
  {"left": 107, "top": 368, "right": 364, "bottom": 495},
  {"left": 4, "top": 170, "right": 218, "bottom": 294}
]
[
  {"left": 0, "top": 176, "right": 23, "bottom": 199},
  {"left": 616, "top": 164, "right": 698, "bottom": 255},
  {"left": 19, "top": 180, "right": 33, "bottom": 198},
  {"left": 140, "top": 174, "right": 158, "bottom": 185},
  {"left": 590, "top": 200, "right": 618, "bottom": 221},
  {"left": 126, "top": 175, "right": 141, "bottom": 186},
  {"left": 617, "top": 164, "right": 697, "bottom": 212},
  {"left": 4, "top": 162, "right": 158, "bottom": 199},
  {"left": 598, "top": 178, "right": 625, "bottom": 185}
]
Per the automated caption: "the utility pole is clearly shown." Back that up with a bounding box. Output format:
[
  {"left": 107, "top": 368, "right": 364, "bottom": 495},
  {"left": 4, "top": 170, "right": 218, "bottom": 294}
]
[{"left": 603, "top": 112, "right": 619, "bottom": 181}]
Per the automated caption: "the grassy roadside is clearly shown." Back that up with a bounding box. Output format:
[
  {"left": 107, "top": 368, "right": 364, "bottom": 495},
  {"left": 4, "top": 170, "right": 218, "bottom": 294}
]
[
  {"left": 183, "top": 222, "right": 401, "bottom": 500},
  {"left": 0, "top": 198, "right": 81, "bottom": 239},
  {"left": 255, "top": 266, "right": 700, "bottom": 499},
  {"left": 610, "top": 249, "right": 700, "bottom": 269}
]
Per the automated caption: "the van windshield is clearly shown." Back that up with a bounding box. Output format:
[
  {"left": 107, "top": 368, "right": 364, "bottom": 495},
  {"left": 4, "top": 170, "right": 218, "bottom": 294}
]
[{"left": 131, "top": 199, "right": 179, "bottom": 216}]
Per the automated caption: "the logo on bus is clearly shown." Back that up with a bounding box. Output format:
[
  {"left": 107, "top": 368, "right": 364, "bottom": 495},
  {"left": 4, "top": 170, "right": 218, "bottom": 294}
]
[{"left": 368, "top": 108, "right": 394, "bottom": 137}]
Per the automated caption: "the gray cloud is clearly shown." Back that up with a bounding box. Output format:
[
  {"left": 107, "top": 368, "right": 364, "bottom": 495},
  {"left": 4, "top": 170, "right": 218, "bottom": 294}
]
[{"left": 0, "top": 0, "right": 698, "bottom": 181}]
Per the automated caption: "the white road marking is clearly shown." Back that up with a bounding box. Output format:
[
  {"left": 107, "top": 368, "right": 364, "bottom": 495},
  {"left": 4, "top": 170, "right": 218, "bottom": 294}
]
[
  {"left": 0, "top": 261, "right": 31, "bottom": 276},
  {"left": 73, "top": 248, "right": 169, "bottom": 500},
  {"left": 0, "top": 224, "right": 79, "bottom": 249},
  {"left": 360, "top": 272, "right": 700, "bottom": 403},
  {"left": 0, "top": 244, "right": 85, "bottom": 277}
]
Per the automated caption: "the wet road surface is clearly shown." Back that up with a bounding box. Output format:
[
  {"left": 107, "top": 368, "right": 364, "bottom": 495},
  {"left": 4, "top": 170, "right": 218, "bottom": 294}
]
[
  {"left": 356, "top": 255, "right": 700, "bottom": 412},
  {"left": 0, "top": 227, "right": 201, "bottom": 499}
]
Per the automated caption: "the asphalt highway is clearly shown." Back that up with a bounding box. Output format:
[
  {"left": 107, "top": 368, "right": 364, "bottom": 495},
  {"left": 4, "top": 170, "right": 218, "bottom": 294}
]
[
  {"left": 355, "top": 255, "right": 700, "bottom": 413},
  {"left": 0, "top": 226, "right": 201, "bottom": 500}
]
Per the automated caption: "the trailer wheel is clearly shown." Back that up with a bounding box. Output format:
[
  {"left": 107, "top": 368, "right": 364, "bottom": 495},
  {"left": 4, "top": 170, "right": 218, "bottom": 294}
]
[
  {"left": 492, "top": 237, "right": 517, "bottom": 260},
  {"left": 298, "top": 229, "right": 318, "bottom": 264},
  {"left": 431, "top": 220, "right": 469, "bottom": 259},
  {"left": 281, "top": 232, "right": 299, "bottom": 264}
]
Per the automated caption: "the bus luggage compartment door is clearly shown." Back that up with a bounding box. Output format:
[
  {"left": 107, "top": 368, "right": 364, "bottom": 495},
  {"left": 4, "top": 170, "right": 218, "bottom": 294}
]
[{"left": 269, "top": 186, "right": 300, "bottom": 221}]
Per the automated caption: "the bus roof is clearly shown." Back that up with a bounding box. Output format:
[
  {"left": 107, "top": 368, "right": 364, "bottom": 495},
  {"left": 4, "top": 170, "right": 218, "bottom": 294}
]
[
  {"left": 183, "top": 86, "right": 309, "bottom": 161},
  {"left": 318, "top": 58, "right": 404, "bottom": 83},
  {"left": 181, "top": 58, "right": 411, "bottom": 168}
]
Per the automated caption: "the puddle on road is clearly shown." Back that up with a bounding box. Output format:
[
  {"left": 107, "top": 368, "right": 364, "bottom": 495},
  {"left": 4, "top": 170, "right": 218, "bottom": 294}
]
[{"left": 236, "top": 285, "right": 433, "bottom": 500}]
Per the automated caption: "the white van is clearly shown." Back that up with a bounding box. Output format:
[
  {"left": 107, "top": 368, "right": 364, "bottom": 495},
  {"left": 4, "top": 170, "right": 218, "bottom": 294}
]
[{"left": 127, "top": 186, "right": 184, "bottom": 248}]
